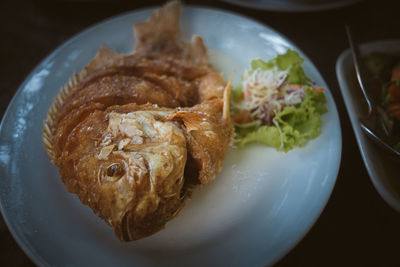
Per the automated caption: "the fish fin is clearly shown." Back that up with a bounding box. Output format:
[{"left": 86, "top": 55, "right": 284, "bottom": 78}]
[
  {"left": 223, "top": 76, "right": 232, "bottom": 122},
  {"left": 133, "top": 0, "right": 182, "bottom": 55},
  {"left": 43, "top": 72, "right": 82, "bottom": 162},
  {"left": 169, "top": 111, "right": 205, "bottom": 133},
  {"left": 184, "top": 35, "right": 209, "bottom": 65},
  {"left": 85, "top": 46, "right": 121, "bottom": 74}
]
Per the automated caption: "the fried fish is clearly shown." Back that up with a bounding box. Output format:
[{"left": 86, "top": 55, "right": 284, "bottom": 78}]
[{"left": 43, "top": 0, "right": 233, "bottom": 241}]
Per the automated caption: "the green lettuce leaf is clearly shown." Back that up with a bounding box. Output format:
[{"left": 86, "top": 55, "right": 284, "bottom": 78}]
[
  {"left": 236, "top": 125, "right": 282, "bottom": 148},
  {"left": 250, "top": 49, "right": 310, "bottom": 85},
  {"left": 235, "top": 88, "right": 327, "bottom": 151}
]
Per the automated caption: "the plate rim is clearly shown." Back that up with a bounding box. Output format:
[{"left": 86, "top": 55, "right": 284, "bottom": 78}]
[
  {"left": 0, "top": 4, "right": 342, "bottom": 266},
  {"left": 221, "top": 0, "right": 362, "bottom": 12}
]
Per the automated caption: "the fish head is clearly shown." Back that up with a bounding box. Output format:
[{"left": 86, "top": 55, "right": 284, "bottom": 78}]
[{"left": 62, "top": 108, "right": 188, "bottom": 241}]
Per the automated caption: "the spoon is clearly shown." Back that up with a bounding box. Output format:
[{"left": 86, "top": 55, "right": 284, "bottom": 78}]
[{"left": 345, "top": 25, "right": 400, "bottom": 158}]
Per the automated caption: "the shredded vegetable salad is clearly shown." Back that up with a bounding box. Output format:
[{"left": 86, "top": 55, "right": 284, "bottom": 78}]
[
  {"left": 363, "top": 52, "right": 400, "bottom": 151},
  {"left": 232, "top": 50, "right": 328, "bottom": 151}
]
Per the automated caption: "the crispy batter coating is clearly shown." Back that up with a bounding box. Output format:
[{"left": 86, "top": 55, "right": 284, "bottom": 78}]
[{"left": 43, "top": 0, "right": 233, "bottom": 241}]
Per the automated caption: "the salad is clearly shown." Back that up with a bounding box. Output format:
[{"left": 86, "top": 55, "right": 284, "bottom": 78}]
[
  {"left": 363, "top": 52, "right": 400, "bottom": 151},
  {"left": 232, "top": 50, "right": 328, "bottom": 151}
]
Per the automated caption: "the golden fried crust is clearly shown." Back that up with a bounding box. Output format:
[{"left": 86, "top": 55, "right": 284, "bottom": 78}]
[
  {"left": 51, "top": 55, "right": 210, "bottom": 160},
  {"left": 170, "top": 73, "right": 233, "bottom": 185},
  {"left": 44, "top": 0, "right": 234, "bottom": 241},
  {"left": 62, "top": 75, "right": 180, "bottom": 112},
  {"left": 170, "top": 99, "right": 233, "bottom": 186},
  {"left": 59, "top": 107, "right": 188, "bottom": 240}
]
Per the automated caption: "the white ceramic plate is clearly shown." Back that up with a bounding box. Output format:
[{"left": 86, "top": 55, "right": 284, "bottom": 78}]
[
  {"left": 222, "top": 0, "right": 361, "bottom": 12},
  {"left": 336, "top": 40, "right": 400, "bottom": 212},
  {"left": 0, "top": 5, "right": 341, "bottom": 267}
]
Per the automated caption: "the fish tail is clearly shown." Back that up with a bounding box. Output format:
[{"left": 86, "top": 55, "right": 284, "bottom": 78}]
[{"left": 133, "top": 0, "right": 182, "bottom": 55}]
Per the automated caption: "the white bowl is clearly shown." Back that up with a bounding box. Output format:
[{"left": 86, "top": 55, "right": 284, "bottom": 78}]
[{"left": 336, "top": 39, "right": 400, "bottom": 212}]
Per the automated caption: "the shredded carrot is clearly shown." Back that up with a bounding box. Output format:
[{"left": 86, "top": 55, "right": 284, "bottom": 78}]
[
  {"left": 237, "top": 92, "right": 244, "bottom": 102},
  {"left": 232, "top": 109, "right": 252, "bottom": 124},
  {"left": 391, "top": 65, "right": 400, "bottom": 81},
  {"left": 388, "top": 84, "right": 400, "bottom": 103},
  {"left": 289, "top": 84, "right": 303, "bottom": 89},
  {"left": 313, "top": 87, "right": 325, "bottom": 93}
]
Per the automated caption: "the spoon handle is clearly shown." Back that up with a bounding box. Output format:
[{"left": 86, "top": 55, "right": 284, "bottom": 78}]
[
  {"left": 360, "top": 121, "right": 400, "bottom": 158},
  {"left": 345, "top": 25, "right": 374, "bottom": 118}
]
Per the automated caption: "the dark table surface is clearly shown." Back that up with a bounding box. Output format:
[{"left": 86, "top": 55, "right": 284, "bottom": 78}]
[{"left": 1, "top": 0, "right": 400, "bottom": 266}]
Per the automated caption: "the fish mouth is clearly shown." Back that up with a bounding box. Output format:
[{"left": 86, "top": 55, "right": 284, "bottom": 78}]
[{"left": 116, "top": 192, "right": 187, "bottom": 241}]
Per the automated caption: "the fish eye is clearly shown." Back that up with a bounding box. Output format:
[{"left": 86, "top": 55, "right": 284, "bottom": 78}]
[
  {"left": 106, "top": 163, "right": 125, "bottom": 177},
  {"left": 98, "top": 162, "right": 126, "bottom": 186}
]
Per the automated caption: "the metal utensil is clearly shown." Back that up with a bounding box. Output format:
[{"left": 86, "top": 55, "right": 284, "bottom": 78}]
[{"left": 345, "top": 25, "right": 400, "bottom": 158}]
